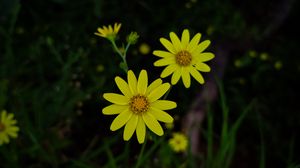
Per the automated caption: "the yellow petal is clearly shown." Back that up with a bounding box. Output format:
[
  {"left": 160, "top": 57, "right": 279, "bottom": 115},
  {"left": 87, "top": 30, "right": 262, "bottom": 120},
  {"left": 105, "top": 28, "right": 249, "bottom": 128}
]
[
  {"left": 160, "top": 38, "right": 176, "bottom": 54},
  {"left": 2, "top": 133, "right": 9, "bottom": 143},
  {"left": 7, "top": 131, "right": 18, "bottom": 138},
  {"left": 7, "top": 119, "right": 16, "bottom": 125},
  {"left": 181, "top": 29, "right": 190, "bottom": 49},
  {"left": 187, "top": 33, "right": 201, "bottom": 52},
  {"left": 170, "top": 32, "right": 182, "bottom": 52},
  {"left": 123, "top": 114, "right": 138, "bottom": 141},
  {"left": 181, "top": 68, "right": 191, "bottom": 88},
  {"left": 154, "top": 57, "right": 175, "bottom": 67},
  {"left": 94, "top": 32, "right": 105, "bottom": 37},
  {"left": 161, "top": 64, "right": 178, "bottom": 78},
  {"left": 149, "top": 107, "right": 174, "bottom": 123},
  {"left": 148, "top": 83, "right": 170, "bottom": 102},
  {"left": 192, "top": 40, "right": 211, "bottom": 56},
  {"left": 103, "top": 93, "right": 129, "bottom": 105},
  {"left": 110, "top": 109, "right": 132, "bottom": 131},
  {"left": 151, "top": 100, "right": 177, "bottom": 110},
  {"left": 136, "top": 117, "right": 146, "bottom": 143},
  {"left": 1, "top": 110, "right": 7, "bottom": 120},
  {"left": 7, "top": 113, "right": 14, "bottom": 120},
  {"left": 115, "top": 77, "right": 132, "bottom": 98},
  {"left": 195, "top": 62, "right": 211, "bottom": 72},
  {"left": 102, "top": 104, "right": 128, "bottom": 115},
  {"left": 189, "top": 67, "right": 204, "bottom": 84},
  {"left": 153, "top": 50, "right": 174, "bottom": 58},
  {"left": 146, "top": 78, "right": 162, "bottom": 95},
  {"left": 142, "top": 112, "right": 163, "bottom": 136},
  {"left": 171, "top": 68, "right": 182, "bottom": 85},
  {"left": 127, "top": 70, "right": 138, "bottom": 94},
  {"left": 108, "top": 25, "right": 113, "bottom": 33},
  {"left": 194, "top": 52, "right": 215, "bottom": 62},
  {"left": 137, "top": 70, "right": 148, "bottom": 94}
]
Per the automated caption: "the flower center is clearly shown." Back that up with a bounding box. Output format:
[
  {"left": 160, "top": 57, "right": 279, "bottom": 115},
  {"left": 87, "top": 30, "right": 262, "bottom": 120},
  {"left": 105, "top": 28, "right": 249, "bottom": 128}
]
[
  {"left": 0, "top": 122, "right": 5, "bottom": 132},
  {"left": 129, "top": 94, "right": 149, "bottom": 114},
  {"left": 175, "top": 50, "right": 192, "bottom": 66}
]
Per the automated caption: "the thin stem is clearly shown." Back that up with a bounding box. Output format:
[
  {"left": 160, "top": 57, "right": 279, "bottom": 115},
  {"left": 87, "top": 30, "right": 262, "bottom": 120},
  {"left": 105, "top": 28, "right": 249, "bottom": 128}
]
[
  {"left": 135, "top": 138, "right": 147, "bottom": 168},
  {"left": 110, "top": 40, "right": 129, "bottom": 72}
]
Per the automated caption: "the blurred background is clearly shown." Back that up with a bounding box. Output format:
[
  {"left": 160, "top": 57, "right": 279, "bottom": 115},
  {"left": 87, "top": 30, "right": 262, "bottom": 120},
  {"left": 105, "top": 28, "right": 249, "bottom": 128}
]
[{"left": 0, "top": 0, "right": 299, "bottom": 167}]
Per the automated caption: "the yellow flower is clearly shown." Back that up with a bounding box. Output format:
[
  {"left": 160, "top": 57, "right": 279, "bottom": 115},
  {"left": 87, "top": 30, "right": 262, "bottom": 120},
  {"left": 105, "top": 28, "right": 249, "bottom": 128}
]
[
  {"left": 94, "top": 23, "right": 121, "bottom": 40},
  {"left": 169, "top": 132, "right": 188, "bottom": 153},
  {"left": 0, "top": 110, "right": 19, "bottom": 145},
  {"left": 139, "top": 43, "right": 151, "bottom": 55},
  {"left": 102, "top": 70, "right": 176, "bottom": 144},
  {"left": 153, "top": 29, "right": 214, "bottom": 88},
  {"left": 248, "top": 50, "right": 257, "bottom": 58},
  {"left": 234, "top": 59, "right": 242, "bottom": 68},
  {"left": 260, "top": 52, "right": 269, "bottom": 61},
  {"left": 274, "top": 61, "right": 282, "bottom": 70}
]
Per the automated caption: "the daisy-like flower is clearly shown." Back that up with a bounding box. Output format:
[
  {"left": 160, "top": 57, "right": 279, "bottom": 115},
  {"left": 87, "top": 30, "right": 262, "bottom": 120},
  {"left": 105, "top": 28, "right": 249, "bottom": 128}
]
[
  {"left": 102, "top": 70, "right": 176, "bottom": 144},
  {"left": 94, "top": 23, "right": 122, "bottom": 40},
  {"left": 169, "top": 132, "right": 188, "bottom": 153},
  {"left": 0, "top": 110, "right": 19, "bottom": 145},
  {"left": 153, "top": 29, "right": 215, "bottom": 88}
]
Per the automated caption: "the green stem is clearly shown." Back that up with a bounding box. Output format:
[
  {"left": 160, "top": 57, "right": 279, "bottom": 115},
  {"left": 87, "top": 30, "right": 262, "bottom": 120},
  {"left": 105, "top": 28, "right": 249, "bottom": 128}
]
[
  {"left": 135, "top": 138, "right": 147, "bottom": 168},
  {"left": 110, "top": 40, "right": 129, "bottom": 72}
]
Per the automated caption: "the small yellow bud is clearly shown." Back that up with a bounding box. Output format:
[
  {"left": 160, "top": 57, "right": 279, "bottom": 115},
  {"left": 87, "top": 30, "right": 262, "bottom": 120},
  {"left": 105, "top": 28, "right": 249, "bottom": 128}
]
[
  {"left": 127, "top": 32, "right": 139, "bottom": 44},
  {"left": 274, "top": 61, "right": 282, "bottom": 70},
  {"left": 260, "top": 52, "right": 269, "bottom": 61}
]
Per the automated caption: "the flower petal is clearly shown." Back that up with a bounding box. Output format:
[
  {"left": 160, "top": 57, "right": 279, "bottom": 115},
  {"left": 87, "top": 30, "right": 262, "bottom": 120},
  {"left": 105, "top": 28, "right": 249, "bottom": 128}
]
[
  {"left": 170, "top": 32, "right": 182, "bottom": 52},
  {"left": 7, "top": 113, "right": 14, "bottom": 120},
  {"left": 195, "top": 62, "right": 211, "bottom": 72},
  {"left": 110, "top": 109, "right": 132, "bottom": 131},
  {"left": 149, "top": 107, "right": 174, "bottom": 123},
  {"left": 137, "top": 70, "right": 148, "bottom": 94},
  {"left": 187, "top": 33, "right": 201, "bottom": 52},
  {"left": 192, "top": 40, "right": 211, "bottom": 56},
  {"left": 127, "top": 70, "right": 138, "bottom": 94},
  {"left": 103, "top": 93, "right": 129, "bottom": 105},
  {"left": 142, "top": 112, "right": 164, "bottom": 136},
  {"left": 123, "top": 114, "right": 138, "bottom": 141},
  {"left": 146, "top": 78, "right": 162, "bottom": 95},
  {"left": 181, "top": 68, "right": 191, "bottom": 88},
  {"left": 154, "top": 57, "right": 175, "bottom": 67},
  {"left": 148, "top": 83, "right": 170, "bottom": 102},
  {"left": 160, "top": 38, "right": 176, "bottom": 54},
  {"left": 171, "top": 68, "right": 182, "bottom": 85},
  {"left": 136, "top": 116, "right": 146, "bottom": 143},
  {"left": 181, "top": 29, "right": 190, "bottom": 49},
  {"left": 102, "top": 104, "right": 128, "bottom": 115},
  {"left": 1, "top": 111, "right": 7, "bottom": 122},
  {"left": 151, "top": 100, "right": 177, "bottom": 110},
  {"left": 153, "top": 50, "right": 174, "bottom": 58},
  {"left": 194, "top": 52, "right": 215, "bottom": 62},
  {"left": 161, "top": 64, "right": 178, "bottom": 78},
  {"left": 115, "top": 77, "right": 132, "bottom": 98},
  {"left": 189, "top": 67, "right": 204, "bottom": 84}
]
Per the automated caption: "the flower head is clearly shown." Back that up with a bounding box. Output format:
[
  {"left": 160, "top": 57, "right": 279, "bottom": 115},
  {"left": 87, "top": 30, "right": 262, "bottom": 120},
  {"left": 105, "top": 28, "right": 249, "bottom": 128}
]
[
  {"left": 102, "top": 70, "right": 177, "bottom": 143},
  {"left": 94, "top": 23, "right": 122, "bottom": 40},
  {"left": 0, "top": 110, "right": 19, "bottom": 145},
  {"left": 153, "top": 29, "right": 214, "bottom": 88},
  {"left": 169, "top": 132, "right": 188, "bottom": 153}
]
